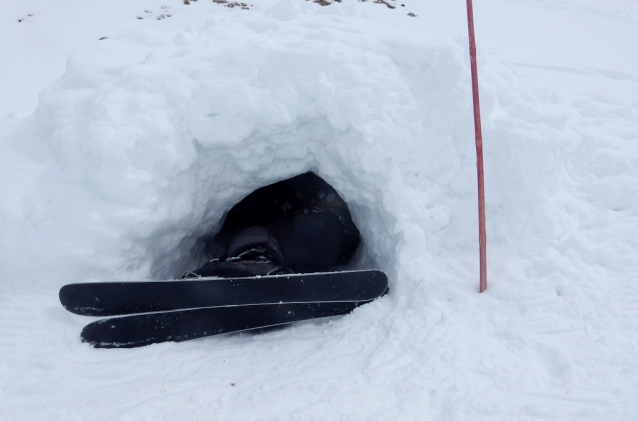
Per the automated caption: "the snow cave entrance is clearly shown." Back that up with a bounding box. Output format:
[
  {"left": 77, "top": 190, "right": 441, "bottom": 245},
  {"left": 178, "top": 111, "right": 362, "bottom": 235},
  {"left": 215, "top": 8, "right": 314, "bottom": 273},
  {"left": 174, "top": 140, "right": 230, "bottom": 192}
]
[{"left": 148, "top": 167, "right": 393, "bottom": 282}]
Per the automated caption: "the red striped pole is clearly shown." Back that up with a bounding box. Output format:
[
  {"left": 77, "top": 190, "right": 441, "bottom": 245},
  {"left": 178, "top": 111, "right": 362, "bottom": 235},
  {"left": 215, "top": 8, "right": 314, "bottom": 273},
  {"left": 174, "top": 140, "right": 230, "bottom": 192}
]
[{"left": 466, "top": 0, "right": 487, "bottom": 293}]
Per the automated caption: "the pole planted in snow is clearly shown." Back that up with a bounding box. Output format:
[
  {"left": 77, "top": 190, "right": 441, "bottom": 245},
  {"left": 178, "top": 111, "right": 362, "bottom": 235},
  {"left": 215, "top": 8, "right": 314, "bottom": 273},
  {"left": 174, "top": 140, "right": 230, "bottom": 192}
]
[{"left": 466, "top": 0, "right": 487, "bottom": 293}]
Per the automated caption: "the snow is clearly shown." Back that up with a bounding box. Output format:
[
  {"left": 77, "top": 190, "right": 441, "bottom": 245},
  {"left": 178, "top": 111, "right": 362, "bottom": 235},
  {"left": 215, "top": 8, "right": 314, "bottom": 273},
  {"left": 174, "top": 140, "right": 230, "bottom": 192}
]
[{"left": 2, "top": 0, "right": 638, "bottom": 419}]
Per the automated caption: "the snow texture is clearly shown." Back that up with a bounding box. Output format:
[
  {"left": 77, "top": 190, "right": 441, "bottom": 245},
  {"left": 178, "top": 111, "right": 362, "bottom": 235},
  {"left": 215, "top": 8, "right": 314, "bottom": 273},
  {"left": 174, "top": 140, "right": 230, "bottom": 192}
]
[{"left": 1, "top": 0, "right": 638, "bottom": 419}]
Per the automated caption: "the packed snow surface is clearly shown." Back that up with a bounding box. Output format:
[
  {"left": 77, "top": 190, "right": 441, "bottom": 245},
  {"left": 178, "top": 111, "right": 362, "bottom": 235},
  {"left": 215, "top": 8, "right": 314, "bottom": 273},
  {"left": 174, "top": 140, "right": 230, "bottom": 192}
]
[{"left": 2, "top": 0, "right": 638, "bottom": 419}]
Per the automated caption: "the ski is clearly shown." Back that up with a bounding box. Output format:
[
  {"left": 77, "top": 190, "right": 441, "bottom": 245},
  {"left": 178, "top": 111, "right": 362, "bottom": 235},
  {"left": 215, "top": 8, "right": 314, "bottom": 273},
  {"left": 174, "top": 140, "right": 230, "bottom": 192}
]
[
  {"left": 60, "top": 269, "right": 387, "bottom": 316},
  {"left": 81, "top": 301, "right": 368, "bottom": 348}
]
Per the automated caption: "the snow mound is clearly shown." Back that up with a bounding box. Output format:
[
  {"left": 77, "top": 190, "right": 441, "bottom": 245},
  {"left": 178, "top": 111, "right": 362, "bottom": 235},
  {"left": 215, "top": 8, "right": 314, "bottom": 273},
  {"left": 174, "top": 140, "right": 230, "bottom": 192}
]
[{"left": 10, "top": 5, "right": 476, "bottom": 293}]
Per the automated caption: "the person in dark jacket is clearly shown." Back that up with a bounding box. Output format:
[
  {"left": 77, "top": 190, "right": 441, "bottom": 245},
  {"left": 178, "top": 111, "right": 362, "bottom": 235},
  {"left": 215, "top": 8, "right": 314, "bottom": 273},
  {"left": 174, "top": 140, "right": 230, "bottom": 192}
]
[{"left": 183, "top": 172, "right": 360, "bottom": 279}]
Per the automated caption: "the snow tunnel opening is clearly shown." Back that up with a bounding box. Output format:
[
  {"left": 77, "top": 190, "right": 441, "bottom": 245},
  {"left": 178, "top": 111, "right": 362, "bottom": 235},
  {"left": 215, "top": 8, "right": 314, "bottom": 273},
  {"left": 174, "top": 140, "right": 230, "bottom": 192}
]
[
  {"left": 137, "top": 114, "right": 401, "bottom": 283},
  {"left": 146, "top": 168, "right": 395, "bottom": 281}
]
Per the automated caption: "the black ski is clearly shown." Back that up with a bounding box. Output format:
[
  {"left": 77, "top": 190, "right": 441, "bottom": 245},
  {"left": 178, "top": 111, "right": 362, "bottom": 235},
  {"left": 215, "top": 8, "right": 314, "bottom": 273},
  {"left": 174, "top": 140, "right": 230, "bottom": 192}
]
[
  {"left": 81, "top": 301, "right": 368, "bottom": 348},
  {"left": 60, "top": 269, "right": 387, "bottom": 316}
]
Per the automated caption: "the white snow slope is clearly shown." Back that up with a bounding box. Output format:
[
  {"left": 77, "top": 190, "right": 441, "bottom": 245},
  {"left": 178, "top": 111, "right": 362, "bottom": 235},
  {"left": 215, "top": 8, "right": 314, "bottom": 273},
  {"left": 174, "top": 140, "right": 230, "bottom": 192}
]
[{"left": 2, "top": 0, "right": 638, "bottom": 419}]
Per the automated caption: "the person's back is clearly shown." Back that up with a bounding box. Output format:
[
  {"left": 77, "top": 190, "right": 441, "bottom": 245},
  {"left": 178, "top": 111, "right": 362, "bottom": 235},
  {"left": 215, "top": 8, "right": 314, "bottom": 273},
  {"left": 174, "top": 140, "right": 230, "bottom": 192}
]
[{"left": 185, "top": 172, "right": 360, "bottom": 278}]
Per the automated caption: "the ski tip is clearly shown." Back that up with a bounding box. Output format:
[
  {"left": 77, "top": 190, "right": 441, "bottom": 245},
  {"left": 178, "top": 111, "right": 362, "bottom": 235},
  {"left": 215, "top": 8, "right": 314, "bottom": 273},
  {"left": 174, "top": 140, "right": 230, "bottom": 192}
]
[
  {"left": 59, "top": 284, "right": 90, "bottom": 315},
  {"left": 81, "top": 321, "right": 138, "bottom": 349},
  {"left": 58, "top": 284, "right": 77, "bottom": 313}
]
